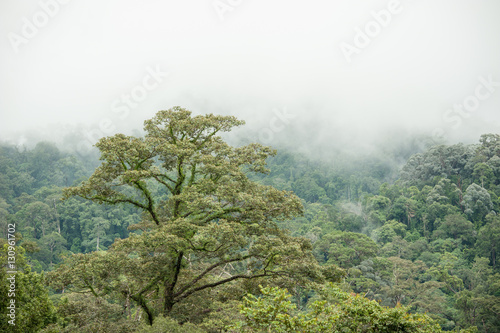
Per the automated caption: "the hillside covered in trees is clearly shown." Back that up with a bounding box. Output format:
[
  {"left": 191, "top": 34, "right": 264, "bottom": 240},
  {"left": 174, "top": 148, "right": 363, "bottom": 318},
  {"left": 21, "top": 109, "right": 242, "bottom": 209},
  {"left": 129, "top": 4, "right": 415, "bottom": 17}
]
[{"left": 1, "top": 109, "right": 499, "bottom": 332}]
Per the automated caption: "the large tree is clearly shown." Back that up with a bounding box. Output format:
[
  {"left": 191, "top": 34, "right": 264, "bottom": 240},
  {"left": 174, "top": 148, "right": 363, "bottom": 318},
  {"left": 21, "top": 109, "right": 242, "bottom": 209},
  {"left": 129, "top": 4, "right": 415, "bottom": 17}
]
[{"left": 50, "top": 107, "right": 342, "bottom": 325}]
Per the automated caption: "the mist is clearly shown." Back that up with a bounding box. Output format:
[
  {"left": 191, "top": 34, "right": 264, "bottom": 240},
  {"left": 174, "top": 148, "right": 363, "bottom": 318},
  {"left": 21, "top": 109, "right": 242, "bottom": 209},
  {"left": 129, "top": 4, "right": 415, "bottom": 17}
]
[{"left": 1, "top": 0, "right": 499, "bottom": 159}]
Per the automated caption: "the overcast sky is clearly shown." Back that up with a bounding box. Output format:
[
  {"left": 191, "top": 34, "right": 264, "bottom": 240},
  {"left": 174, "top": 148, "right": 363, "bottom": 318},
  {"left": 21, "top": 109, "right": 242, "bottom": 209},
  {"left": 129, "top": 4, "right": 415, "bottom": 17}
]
[{"left": 1, "top": 0, "right": 499, "bottom": 154}]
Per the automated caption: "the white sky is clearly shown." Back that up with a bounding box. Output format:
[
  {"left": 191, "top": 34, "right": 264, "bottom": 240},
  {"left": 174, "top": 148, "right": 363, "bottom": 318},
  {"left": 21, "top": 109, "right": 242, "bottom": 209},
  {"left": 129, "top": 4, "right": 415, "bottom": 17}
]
[{"left": 1, "top": 0, "right": 499, "bottom": 152}]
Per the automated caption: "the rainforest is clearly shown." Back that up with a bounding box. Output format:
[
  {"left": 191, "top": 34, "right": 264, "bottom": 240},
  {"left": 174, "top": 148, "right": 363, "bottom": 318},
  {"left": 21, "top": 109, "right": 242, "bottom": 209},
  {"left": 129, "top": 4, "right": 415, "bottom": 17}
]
[{"left": 0, "top": 108, "right": 499, "bottom": 332}]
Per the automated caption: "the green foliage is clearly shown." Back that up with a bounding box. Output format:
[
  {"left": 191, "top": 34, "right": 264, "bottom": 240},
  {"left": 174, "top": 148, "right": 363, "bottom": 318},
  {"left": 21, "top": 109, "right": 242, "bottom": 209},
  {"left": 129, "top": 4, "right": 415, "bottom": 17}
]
[
  {"left": 314, "top": 231, "right": 378, "bottom": 268},
  {"left": 0, "top": 243, "right": 57, "bottom": 333},
  {"left": 2, "top": 124, "right": 499, "bottom": 332},
  {"left": 372, "top": 220, "right": 407, "bottom": 244},
  {"left": 135, "top": 315, "right": 203, "bottom": 333},
  {"left": 433, "top": 213, "right": 474, "bottom": 245},
  {"left": 41, "top": 293, "right": 138, "bottom": 333},
  {"left": 51, "top": 108, "right": 342, "bottom": 326},
  {"left": 237, "top": 284, "right": 443, "bottom": 332},
  {"left": 476, "top": 213, "right": 500, "bottom": 268},
  {"left": 464, "top": 184, "right": 493, "bottom": 223}
]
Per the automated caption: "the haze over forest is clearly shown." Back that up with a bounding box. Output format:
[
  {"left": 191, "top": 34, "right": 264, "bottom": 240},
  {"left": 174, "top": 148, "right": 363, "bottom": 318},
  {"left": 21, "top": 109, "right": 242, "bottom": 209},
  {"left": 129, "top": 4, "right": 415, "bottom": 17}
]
[
  {"left": 2, "top": 2, "right": 500, "bottom": 332},
  {"left": 1, "top": 0, "right": 499, "bottom": 157}
]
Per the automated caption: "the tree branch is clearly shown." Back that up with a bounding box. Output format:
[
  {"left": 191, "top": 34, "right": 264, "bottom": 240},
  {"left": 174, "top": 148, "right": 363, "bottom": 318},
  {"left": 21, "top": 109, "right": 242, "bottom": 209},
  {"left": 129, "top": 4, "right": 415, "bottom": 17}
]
[
  {"left": 174, "top": 254, "right": 253, "bottom": 298},
  {"left": 175, "top": 272, "right": 273, "bottom": 303}
]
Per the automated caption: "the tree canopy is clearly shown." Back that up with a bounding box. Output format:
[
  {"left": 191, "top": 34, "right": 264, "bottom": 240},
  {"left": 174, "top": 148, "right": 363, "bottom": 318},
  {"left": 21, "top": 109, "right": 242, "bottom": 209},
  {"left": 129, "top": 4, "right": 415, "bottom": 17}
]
[
  {"left": 1, "top": 113, "right": 498, "bottom": 332},
  {"left": 50, "top": 107, "right": 342, "bottom": 325}
]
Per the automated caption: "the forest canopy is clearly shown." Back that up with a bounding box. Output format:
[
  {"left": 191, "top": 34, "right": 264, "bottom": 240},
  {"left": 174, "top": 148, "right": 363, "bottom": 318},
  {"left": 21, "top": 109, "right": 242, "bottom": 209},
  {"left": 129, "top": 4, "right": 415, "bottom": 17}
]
[{"left": 0, "top": 108, "right": 499, "bottom": 332}]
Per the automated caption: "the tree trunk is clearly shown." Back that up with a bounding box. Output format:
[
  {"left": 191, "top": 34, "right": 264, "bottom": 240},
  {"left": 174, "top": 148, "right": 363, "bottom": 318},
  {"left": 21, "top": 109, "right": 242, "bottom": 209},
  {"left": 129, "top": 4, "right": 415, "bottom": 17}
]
[
  {"left": 163, "top": 251, "right": 184, "bottom": 316},
  {"left": 132, "top": 294, "right": 154, "bottom": 325},
  {"left": 53, "top": 199, "right": 61, "bottom": 234}
]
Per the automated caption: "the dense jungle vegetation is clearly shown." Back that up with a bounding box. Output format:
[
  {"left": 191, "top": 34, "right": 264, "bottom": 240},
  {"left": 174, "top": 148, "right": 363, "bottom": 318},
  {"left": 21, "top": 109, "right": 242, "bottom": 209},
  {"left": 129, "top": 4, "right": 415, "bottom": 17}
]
[{"left": 1, "top": 108, "right": 499, "bottom": 332}]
